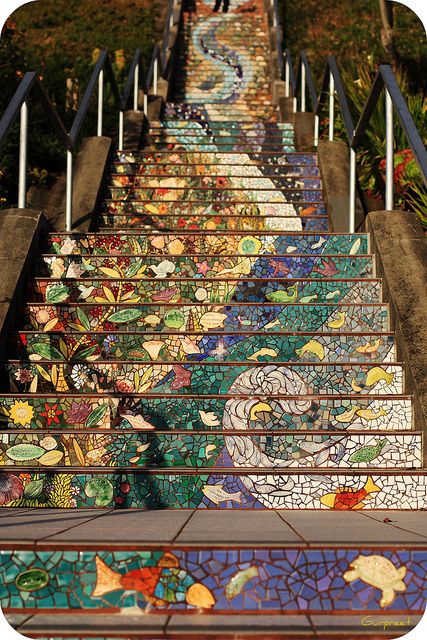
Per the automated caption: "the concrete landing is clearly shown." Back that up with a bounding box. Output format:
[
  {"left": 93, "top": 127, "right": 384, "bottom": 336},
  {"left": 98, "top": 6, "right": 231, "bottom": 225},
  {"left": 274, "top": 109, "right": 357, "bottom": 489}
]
[{"left": 1, "top": 508, "right": 426, "bottom": 549}]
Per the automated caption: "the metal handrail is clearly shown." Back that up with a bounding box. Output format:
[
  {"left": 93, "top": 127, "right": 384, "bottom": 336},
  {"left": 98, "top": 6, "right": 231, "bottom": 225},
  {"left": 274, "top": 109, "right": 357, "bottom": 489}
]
[
  {"left": 283, "top": 49, "right": 296, "bottom": 100},
  {"left": 282, "top": 49, "right": 427, "bottom": 232},
  {"left": 0, "top": 0, "right": 183, "bottom": 231},
  {"left": 295, "top": 51, "right": 318, "bottom": 113}
]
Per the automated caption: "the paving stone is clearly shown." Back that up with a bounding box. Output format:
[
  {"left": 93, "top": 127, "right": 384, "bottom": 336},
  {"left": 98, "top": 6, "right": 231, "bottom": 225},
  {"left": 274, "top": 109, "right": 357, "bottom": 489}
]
[
  {"left": 43, "top": 509, "right": 193, "bottom": 545},
  {"left": 176, "top": 511, "right": 303, "bottom": 544},
  {"left": 310, "top": 613, "right": 422, "bottom": 633},
  {"left": 359, "top": 511, "right": 427, "bottom": 540},
  {"left": 0, "top": 509, "right": 111, "bottom": 544},
  {"left": 277, "top": 511, "right": 427, "bottom": 545},
  {"left": 167, "top": 613, "right": 312, "bottom": 633},
  {"left": 18, "top": 612, "right": 169, "bottom": 634}
]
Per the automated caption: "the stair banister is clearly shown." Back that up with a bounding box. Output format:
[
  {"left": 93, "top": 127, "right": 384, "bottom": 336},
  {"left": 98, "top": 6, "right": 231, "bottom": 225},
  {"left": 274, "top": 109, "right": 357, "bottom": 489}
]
[
  {"left": 0, "top": 71, "right": 71, "bottom": 213},
  {"left": 351, "top": 65, "right": 427, "bottom": 214}
]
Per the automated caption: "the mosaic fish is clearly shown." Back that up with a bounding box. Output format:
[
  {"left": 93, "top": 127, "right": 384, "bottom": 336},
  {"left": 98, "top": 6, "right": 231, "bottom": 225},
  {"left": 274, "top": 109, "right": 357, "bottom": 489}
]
[
  {"left": 225, "top": 566, "right": 259, "bottom": 600},
  {"left": 349, "top": 439, "right": 391, "bottom": 463},
  {"left": 320, "top": 476, "right": 381, "bottom": 510},
  {"left": 265, "top": 285, "right": 298, "bottom": 303},
  {"left": 92, "top": 553, "right": 215, "bottom": 609},
  {"left": 343, "top": 555, "right": 407, "bottom": 607},
  {"left": 202, "top": 484, "right": 242, "bottom": 505}
]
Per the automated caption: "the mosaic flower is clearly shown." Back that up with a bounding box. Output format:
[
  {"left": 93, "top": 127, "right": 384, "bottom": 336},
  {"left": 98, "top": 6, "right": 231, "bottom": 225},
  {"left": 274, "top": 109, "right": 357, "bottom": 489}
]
[
  {"left": 238, "top": 235, "right": 262, "bottom": 255},
  {"left": 71, "top": 364, "right": 91, "bottom": 389},
  {"left": 0, "top": 473, "right": 24, "bottom": 505},
  {"left": 67, "top": 401, "right": 92, "bottom": 424},
  {"left": 40, "top": 403, "right": 64, "bottom": 427},
  {"left": 14, "top": 369, "right": 33, "bottom": 384},
  {"left": 9, "top": 400, "right": 34, "bottom": 426}
]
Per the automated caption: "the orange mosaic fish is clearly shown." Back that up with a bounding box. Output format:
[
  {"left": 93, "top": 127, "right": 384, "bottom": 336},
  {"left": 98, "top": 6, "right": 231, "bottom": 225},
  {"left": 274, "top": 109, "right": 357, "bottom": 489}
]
[
  {"left": 320, "top": 476, "right": 381, "bottom": 510},
  {"left": 92, "top": 552, "right": 215, "bottom": 609}
]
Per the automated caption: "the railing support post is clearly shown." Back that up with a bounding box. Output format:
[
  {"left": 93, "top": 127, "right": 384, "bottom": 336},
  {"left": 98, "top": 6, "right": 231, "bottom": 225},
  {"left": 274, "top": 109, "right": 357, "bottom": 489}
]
[
  {"left": 133, "top": 62, "right": 139, "bottom": 111},
  {"left": 97, "top": 68, "right": 103, "bottom": 136},
  {"left": 301, "top": 63, "right": 306, "bottom": 113},
  {"left": 328, "top": 70, "right": 334, "bottom": 141},
  {"left": 285, "top": 57, "right": 290, "bottom": 98},
  {"left": 66, "top": 149, "right": 73, "bottom": 232},
  {"left": 18, "top": 100, "right": 28, "bottom": 209},
  {"left": 292, "top": 97, "right": 297, "bottom": 113},
  {"left": 119, "top": 110, "right": 124, "bottom": 150},
  {"left": 385, "top": 88, "right": 394, "bottom": 211},
  {"left": 153, "top": 58, "right": 159, "bottom": 95},
  {"left": 349, "top": 147, "right": 356, "bottom": 233},
  {"left": 143, "top": 93, "right": 148, "bottom": 115},
  {"left": 314, "top": 114, "right": 319, "bottom": 148}
]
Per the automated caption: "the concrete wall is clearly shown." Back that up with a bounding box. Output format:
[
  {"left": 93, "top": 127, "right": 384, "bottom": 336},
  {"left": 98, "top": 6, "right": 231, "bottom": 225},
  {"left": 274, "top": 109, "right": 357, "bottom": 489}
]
[{"left": 367, "top": 210, "right": 427, "bottom": 460}]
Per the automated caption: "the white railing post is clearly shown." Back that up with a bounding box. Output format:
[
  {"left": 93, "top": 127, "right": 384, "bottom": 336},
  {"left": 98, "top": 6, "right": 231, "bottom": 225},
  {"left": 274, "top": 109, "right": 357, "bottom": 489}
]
[
  {"left": 66, "top": 149, "right": 73, "bottom": 232},
  {"left": 169, "top": 7, "right": 174, "bottom": 28},
  {"left": 153, "top": 58, "right": 158, "bottom": 95},
  {"left": 328, "top": 70, "right": 335, "bottom": 141},
  {"left": 301, "top": 63, "right": 306, "bottom": 113},
  {"left": 385, "top": 88, "right": 394, "bottom": 211},
  {"left": 143, "top": 93, "right": 148, "bottom": 115},
  {"left": 349, "top": 147, "right": 356, "bottom": 233},
  {"left": 133, "top": 62, "right": 139, "bottom": 111},
  {"left": 18, "top": 100, "right": 28, "bottom": 209},
  {"left": 285, "top": 57, "right": 290, "bottom": 98},
  {"left": 314, "top": 114, "right": 319, "bottom": 148},
  {"left": 292, "top": 97, "right": 297, "bottom": 113},
  {"left": 97, "top": 68, "right": 103, "bottom": 136},
  {"left": 119, "top": 111, "right": 124, "bottom": 150}
]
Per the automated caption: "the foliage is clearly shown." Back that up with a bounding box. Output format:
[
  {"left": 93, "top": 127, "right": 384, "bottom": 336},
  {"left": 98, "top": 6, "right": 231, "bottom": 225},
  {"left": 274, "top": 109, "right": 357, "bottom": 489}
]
[
  {"left": 0, "top": 0, "right": 166, "bottom": 207},
  {"left": 279, "top": 0, "right": 427, "bottom": 91},
  {"left": 327, "top": 59, "right": 427, "bottom": 226}
]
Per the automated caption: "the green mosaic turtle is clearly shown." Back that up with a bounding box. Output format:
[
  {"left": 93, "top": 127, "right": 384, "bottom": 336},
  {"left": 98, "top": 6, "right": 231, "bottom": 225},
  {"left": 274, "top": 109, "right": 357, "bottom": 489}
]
[{"left": 343, "top": 554, "right": 407, "bottom": 607}]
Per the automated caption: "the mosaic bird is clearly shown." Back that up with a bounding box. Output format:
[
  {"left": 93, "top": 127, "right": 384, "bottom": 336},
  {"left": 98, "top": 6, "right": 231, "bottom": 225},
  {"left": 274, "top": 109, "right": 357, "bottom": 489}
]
[
  {"left": 92, "top": 552, "right": 215, "bottom": 609},
  {"left": 313, "top": 257, "right": 339, "bottom": 277},
  {"left": 320, "top": 476, "right": 381, "bottom": 510}
]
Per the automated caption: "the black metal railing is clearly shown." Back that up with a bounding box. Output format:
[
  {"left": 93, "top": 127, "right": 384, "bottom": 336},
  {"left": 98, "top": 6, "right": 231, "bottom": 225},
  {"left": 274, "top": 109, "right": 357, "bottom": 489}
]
[
  {"left": 281, "top": 49, "right": 427, "bottom": 231},
  {"left": 0, "top": 0, "right": 183, "bottom": 230}
]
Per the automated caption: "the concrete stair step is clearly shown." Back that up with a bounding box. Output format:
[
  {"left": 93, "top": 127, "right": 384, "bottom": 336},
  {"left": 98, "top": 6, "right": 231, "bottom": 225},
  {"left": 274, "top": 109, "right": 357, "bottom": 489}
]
[
  {"left": 97, "top": 213, "right": 330, "bottom": 231},
  {"left": 0, "top": 393, "right": 413, "bottom": 432},
  {"left": 44, "top": 232, "right": 368, "bottom": 256},
  {"left": 104, "top": 187, "right": 323, "bottom": 202},
  {"left": 112, "top": 162, "right": 321, "bottom": 177},
  {"left": 28, "top": 276, "right": 382, "bottom": 305},
  {"left": 113, "top": 151, "right": 319, "bottom": 165},
  {"left": 6, "top": 360, "right": 403, "bottom": 395},
  {"left": 100, "top": 199, "right": 327, "bottom": 221},
  {"left": 0, "top": 469, "right": 425, "bottom": 508},
  {"left": 12, "top": 331, "right": 396, "bottom": 364},
  {"left": 36, "top": 254, "right": 373, "bottom": 280},
  {"left": 5, "top": 610, "right": 423, "bottom": 638},
  {"left": 149, "top": 121, "right": 293, "bottom": 130},
  {"left": 0, "top": 431, "right": 420, "bottom": 470},
  {"left": 113, "top": 173, "right": 322, "bottom": 188},
  {"left": 143, "top": 142, "right": 295, "bottom": 152}
]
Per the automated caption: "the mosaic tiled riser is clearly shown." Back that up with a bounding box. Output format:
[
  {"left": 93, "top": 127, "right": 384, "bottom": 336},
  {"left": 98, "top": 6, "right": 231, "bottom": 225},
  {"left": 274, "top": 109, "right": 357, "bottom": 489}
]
[
  {"left": 1, "top": 0, "right": 425, "bottom": 523},
  {"left": 1, "top": 549, "right": 425, "bottom": 612},
  {"left": 1, "top": 472, "right": 426, "bottom": 509}
]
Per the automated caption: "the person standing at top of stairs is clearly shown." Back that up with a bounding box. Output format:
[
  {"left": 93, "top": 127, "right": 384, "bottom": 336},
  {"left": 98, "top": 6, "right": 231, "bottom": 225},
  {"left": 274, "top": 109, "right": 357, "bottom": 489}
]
[{"left": 213, "top": 0, "right": 230, "bottom": 13}]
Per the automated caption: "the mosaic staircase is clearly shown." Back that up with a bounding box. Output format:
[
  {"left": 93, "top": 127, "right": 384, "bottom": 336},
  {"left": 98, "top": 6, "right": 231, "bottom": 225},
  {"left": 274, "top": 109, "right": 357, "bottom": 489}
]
[{"left": 1, "top": 0, "right": 426, "bottom": 636}]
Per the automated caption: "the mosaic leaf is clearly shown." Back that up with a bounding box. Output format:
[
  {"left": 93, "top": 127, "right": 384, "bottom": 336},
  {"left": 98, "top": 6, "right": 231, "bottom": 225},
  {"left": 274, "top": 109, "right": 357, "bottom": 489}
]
[{"left": 108, "top": 309, "right": 143, "bottom": 323}]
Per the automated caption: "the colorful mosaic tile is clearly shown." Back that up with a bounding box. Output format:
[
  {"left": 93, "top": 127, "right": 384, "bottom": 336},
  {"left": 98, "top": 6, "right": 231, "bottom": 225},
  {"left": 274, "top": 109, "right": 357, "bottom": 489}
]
[
  {"left": 1, "top": 548, "right": 426, "bottom": 612},
  {"left": 0, "top": 471, "right": 426, "bottom": 509},
  {"left": 0, "top": 394, "right": 413, "bottom": 431},
  {"left": 37, "top": 254, "right": 373, "bottom": 280}
]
